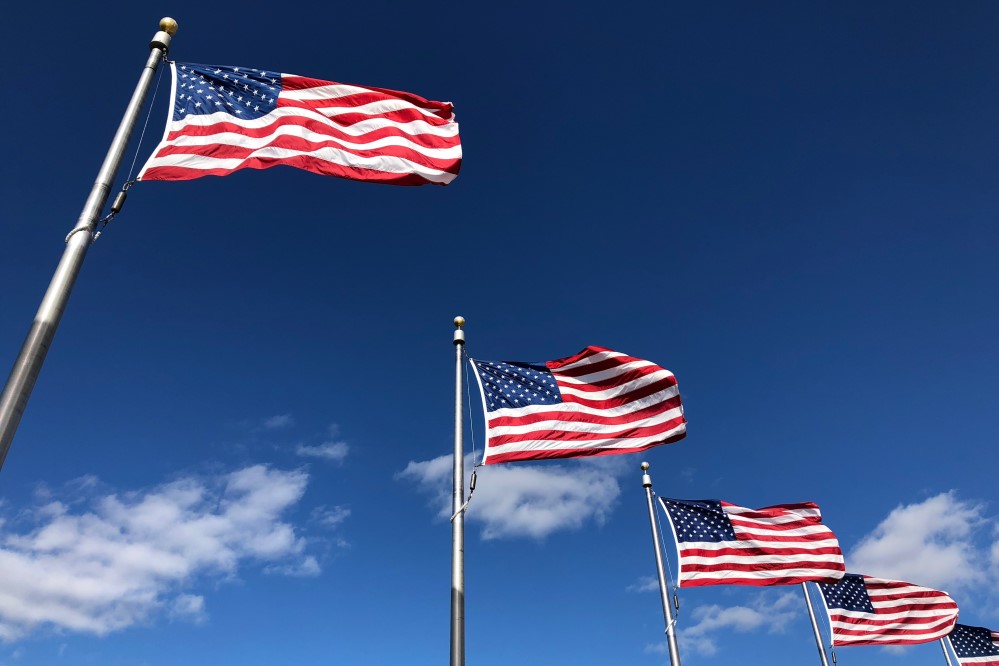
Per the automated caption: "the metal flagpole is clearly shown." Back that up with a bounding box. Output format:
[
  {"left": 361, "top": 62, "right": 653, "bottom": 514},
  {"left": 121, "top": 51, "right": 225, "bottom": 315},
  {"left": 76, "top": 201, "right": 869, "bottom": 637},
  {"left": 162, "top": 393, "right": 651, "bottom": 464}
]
[
  {"left": 802, "top": 582, "right": 831, "bottom": 666},
  {"left": 0, "top": 17, "right": 178, "bottom": 472},
  {"left": 641, "top": 462, "right": 682, "bottom": 666},
  {"left": 940, "top": 637, "right": 955, "bottom": 666},
  {"left": 451, "top": 316, "right": 466, "bottom": 666}
]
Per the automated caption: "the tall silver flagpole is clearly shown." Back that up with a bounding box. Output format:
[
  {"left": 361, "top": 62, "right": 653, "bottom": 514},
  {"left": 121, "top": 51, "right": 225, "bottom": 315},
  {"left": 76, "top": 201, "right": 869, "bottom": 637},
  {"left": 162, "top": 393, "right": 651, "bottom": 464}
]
[
  {"left": 0, "top": 17, "right": 178, "bottom": 472},
  {"left": 940, "top": 637, "right": 955, "bottom": 666},
  {"left": 451, "top": 316, "right": 466, "bottom": 666},
  {"left": 802, "top": 582, "right": 831, "bottom": 666},
  {"left": 641, "top": 462, "right": 682, "bottom": 666}
]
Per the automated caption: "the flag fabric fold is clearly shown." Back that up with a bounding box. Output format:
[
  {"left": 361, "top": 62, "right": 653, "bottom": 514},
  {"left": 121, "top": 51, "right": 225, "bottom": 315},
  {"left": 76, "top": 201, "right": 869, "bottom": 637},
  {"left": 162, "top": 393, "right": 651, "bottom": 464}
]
[
  {"left": 658, "top": 498, "right": 846, "bottom": 587},
  {"left": 138, "top": 62, "right": 461, "bottom": 185},
  {"left": 949, "top": 624, "right": 999, "bottom": 666},
  {"left": 818, "top": 574, "right": 959, "bottom": 646},
  {"left": 468, "top": 346, "right": 685, "bottom": 464}
]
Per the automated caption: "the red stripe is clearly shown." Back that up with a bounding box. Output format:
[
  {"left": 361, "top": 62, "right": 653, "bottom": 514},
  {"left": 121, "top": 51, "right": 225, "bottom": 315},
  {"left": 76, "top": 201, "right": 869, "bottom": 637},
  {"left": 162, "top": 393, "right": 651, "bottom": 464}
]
[
  {"left": 558, "top": 377, "right": 681, "bottom": 410},
  {"left": 551, "top": 352, "right": 646, "bottom": 378},
  {"left": 488, "top": 416, "right": 687, "bottom": 446},
  {"left": 544, "top": 346, "right": 614, "bottom": 371},
  {"left": 681, "top": 573, "right": 843, "bottom": 587},
  {"left": 163, "top": 115, "right": 461, "bottom": 150},
  {"left": 487, "top": 397, "right": 681, "bottom": 428},
  {"left": 482, "top": 431, "right": 687, "bottom": 464},
  {"left": 281, "top": 75, "right": 455, "bottom": 120},
  {"left": 554, "top": 363, "right": 675, "bottom": 393},
  {"left": 141, "top": 159, "right": 446, "bottom": 185},
  {"left": 151, "top": 134, "right": 460, "bottom": 173},
  {"left": 831, "top": 614, "right": 957, "bottom": 629},
  {"left": 679, "top": 546, "right": 843, "bottom": 559}
]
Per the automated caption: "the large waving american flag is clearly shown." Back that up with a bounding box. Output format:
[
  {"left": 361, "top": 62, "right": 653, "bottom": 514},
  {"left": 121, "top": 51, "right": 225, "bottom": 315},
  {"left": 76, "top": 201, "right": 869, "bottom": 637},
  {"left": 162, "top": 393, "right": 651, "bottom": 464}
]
[
  {"left": 469, "top": 346, "right": 685, "bottom": 464},
  {"left": 818, "top": 574, "right": 959, "bottom": 646},
  {"left": 138, "top": 62, "right": 461, "bottom": 185},
  {"left": 658, "top": 498, "right": 845, "bottom": 587},
  {"left": 949, "top": 624, "right": 999, "bottom": 666}
]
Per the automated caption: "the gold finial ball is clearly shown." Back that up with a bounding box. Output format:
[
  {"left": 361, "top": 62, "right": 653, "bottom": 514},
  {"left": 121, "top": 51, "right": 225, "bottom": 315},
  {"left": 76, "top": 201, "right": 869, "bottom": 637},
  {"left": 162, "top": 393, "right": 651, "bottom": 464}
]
[
  {"left": 641, "top": 462, "right": 650, "bottom": 471},
  {"left": 454, "top": 316, "right": 465, "bottom": 328},
  {"left": 159, "top": 17, "right": 179, "bottom": 35}
]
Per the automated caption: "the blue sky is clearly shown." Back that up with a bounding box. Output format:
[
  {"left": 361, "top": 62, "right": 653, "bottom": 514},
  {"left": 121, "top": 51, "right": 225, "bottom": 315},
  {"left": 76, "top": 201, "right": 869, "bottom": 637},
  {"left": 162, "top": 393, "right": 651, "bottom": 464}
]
[{"left": 1, "top": 2, "right": 998, "bottom": 665}]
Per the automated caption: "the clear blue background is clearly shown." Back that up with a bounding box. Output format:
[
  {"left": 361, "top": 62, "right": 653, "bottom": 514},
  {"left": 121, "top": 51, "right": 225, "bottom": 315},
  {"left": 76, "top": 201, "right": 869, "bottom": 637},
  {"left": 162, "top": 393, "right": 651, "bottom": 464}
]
[{"left": 0, "top": 2, "right": 997, "bottom": 665}]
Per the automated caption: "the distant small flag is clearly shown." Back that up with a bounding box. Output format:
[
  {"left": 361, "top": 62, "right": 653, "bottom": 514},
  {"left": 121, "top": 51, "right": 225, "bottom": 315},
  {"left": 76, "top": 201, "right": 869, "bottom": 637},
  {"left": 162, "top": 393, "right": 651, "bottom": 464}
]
[
  {"left": 139, "top": 62, "right": 461, "bottom": 185},
  {"left": 658, "top": 498, "right": 845, "bottom": 587},
  {"left": 949, "top": 624, "right": 999, "bottom": 666},
  {"left": 818, "top": 574, "right": 959, "bottom": 646},
  {"left": 469, "top": 346, "right": 685, "bottom": 464}
]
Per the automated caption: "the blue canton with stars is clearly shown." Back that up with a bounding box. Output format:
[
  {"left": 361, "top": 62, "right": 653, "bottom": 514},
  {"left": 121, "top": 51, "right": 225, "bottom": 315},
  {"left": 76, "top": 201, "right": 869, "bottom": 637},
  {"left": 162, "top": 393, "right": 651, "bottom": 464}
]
[
  {"left": 660, "top": 499, "right": 737, "bottom": 542},
  {"left": 818, "top": 574, "right": 876, "bottom": 613},
  {"left": 173, "top": 63, "right": 282, "bottom": 121},
  {"left": 950, "top": 624, "right": 999, "bottom": 659},
  {"left": 471, "top": 360, "right": 562, "bottom": 411}
]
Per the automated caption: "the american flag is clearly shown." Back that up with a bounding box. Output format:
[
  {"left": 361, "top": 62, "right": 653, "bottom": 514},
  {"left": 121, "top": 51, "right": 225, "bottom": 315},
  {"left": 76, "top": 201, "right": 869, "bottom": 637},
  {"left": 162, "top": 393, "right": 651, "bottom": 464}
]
[
  {"left": 468, "top": 346, "right": 685, "bottom": 464},
  {"left": 138, "top": 62, "right": 461, "bottom": 185},
  {"left": 949, "top": 624, "right": 999, "bottom": 666},
  {"left": 818, "top": 574, "right": 959, "bottom": 646},
  {"left": 658, "top": 498, "right": 845, "bottom": 587}
]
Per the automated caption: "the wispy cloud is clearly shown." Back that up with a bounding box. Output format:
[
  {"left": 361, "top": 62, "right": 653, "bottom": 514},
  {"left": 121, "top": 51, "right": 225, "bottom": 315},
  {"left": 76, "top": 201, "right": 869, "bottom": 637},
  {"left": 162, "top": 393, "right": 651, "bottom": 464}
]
[
  {"left": 397, "top": 454, "right": 621, "bottom": 540},
  {"left": 263, "top": 414, "right": 295, "bottom": 430},
  {"left": 647, "top": 591, "right": 798, "bottom": 657},
  {"left": 311, "top": 505, "right": 351, "bottom": 528},
  {"left": 296, "top": 441, "right": 349, "bottom": 463},
  {"left": 626, "top": 575, "right": 659, "bottom": 593},
  {"left": 0, "top": 465, "right": 315, "bottom": 641},
  {"left": 848, "top": 491, "right": 989, "bottom": 593}
]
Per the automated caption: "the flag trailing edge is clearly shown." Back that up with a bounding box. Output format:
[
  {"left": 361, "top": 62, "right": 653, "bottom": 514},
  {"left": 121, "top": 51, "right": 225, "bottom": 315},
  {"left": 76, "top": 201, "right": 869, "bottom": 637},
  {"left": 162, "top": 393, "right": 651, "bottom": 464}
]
[
  {"left": 468, "top": 346, "right": 686, "bottom": 465},
  {"left": 949, "top": 624, "right": 999, "bottom": 666},
  {"left": 138, "top": 62, "right": 461, "bottom": 185},
  {"left": 817, "top": 574, "right": 959, "bottom": 646},
  {"left": 657, "top": 497, "right": 846, "bottom": 587}
]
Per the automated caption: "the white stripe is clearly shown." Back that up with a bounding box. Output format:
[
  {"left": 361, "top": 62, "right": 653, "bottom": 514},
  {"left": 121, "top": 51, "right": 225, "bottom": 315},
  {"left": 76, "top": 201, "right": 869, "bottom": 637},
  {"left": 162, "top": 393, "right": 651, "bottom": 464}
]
[
  {"left": 681, "top": 567, "right": 840, "bottom": 580},
  {"left": 833, "top": 631, "right": 952, "bottom": 644},
  {"left": 679, "top": 537, "right": 842, "bottom": 551},
  {"left": 279, "top": 82, "right": 382, "bottom": 101},
  {"left": 557, "top": 371, "right": 678, "bottom": 402},
  {"left": 679, "top": 553, "right": 844, "bottom": 566},
  {"left": 161, "top": 123, "right": 463, "bottom": 160},
  {"left": 555, "top": 350, "right": 629, "bottom": 372},
  {"left": 733, "top": 524, "right": 836, "bottom": 539},
  {"left": 726, "top": 506, "right": 822, "bottom": 523},
  {"left": 142, "top": 147, "right": 457, "bottom": 183},
  {"left": 555, "top": 359, "right": 665, "bottom": 385},
  {"left": 167, "top": 107, "right": 461, "bottom": 139},
  {"left": 831, "top": 608, "right": 956, "bottom": 622},
  {"left": 487, "top": 405, "right": 684, "bottom": 437},
  {"left": 314, "top": 99, "right": 444, "bottom": 121},
  {"left": 486, "top": 384, "right": 680, "bottom": 421}
]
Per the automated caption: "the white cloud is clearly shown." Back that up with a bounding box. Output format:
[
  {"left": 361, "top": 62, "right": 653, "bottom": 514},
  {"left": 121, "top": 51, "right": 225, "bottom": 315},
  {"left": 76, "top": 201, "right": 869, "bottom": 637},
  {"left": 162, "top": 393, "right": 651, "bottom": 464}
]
[
  {"left": 312, "top": 506, "right": 351, "bottom": 528},
  {"left": 626, "top": 576, "right": 659, "bottom": 593},
  {"left": 397, "top": 454, "right": 621, "bottom": 540},
  {"left": 263, "top": 414, "right": 294, "bottom": 430},
  {"left": 296, "top": 441, "right": 349, "bottom": 463},
  {"left": 169, "top": 595, "right": 206, "bottom": 623},
  {"left": 848, "top": 492, "right": 988, "bottom": 592},
  {"left": 0, "top": 465, "right": 315, "bottom": 641},
  {"left": 647, "top": 591, "right": 798, "bottom": 657}
]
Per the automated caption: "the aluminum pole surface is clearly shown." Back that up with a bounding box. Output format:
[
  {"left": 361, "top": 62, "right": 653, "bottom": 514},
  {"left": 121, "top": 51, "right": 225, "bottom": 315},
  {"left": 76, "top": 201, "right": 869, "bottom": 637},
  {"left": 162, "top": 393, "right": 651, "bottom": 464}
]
[
  {"left": 451, "top": 316, "right": 466, "bottom": 666},
  {"left": 0, "top": 18, "right": 178, "bottom": 472},
  {"left": 940, "top": 637, "right": 955, "bottom": 666},
  {"left": 802, "top": 582, "right": 831, "bottom": 666},
  {"left": 641, "top": 462, "right": 682, "bottom": 666}
]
